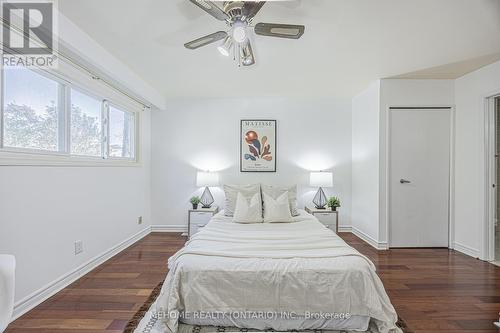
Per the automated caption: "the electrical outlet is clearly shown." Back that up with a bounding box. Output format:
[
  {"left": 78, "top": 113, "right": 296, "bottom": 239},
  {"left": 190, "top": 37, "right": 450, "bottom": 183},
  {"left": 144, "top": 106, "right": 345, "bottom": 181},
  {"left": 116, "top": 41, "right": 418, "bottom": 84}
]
[
  {"left": 138, "top": 216, "right": 143, "bottom": 225},
  {"left": 74, "top": 240, "right": 83, "bottom": 255}
]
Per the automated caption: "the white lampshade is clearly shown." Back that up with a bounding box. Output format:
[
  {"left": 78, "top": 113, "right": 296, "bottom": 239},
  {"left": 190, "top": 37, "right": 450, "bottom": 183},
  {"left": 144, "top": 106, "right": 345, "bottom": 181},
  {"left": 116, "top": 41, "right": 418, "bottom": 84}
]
[
  {"left": 196, "top": 171, "right": 219, "bottom": 187},
  {"left": 309, "top": 172, "right": 333, "bottom": 187}
]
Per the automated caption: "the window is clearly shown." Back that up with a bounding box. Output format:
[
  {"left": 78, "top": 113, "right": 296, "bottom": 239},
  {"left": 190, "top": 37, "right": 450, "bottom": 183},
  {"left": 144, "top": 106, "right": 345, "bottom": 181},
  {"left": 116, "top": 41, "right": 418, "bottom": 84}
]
[
  {"left": 0, "top": 67, "right": 138, "bottom": 164},
  {"left": 70, "top": 89, "right": 102, "bottom": 157},
  {"left": 3, "top": 67, "right": 61, "bottom": 151},
  {"left": 109, "top": 105, "right": 134, "bottom": 158}
]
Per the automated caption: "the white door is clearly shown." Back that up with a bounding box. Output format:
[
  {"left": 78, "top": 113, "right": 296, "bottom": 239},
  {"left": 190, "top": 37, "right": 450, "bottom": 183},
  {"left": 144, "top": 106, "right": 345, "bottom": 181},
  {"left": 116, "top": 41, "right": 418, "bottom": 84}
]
[{"left": 390, "top": 108, "right": 451, "bottom": 247}]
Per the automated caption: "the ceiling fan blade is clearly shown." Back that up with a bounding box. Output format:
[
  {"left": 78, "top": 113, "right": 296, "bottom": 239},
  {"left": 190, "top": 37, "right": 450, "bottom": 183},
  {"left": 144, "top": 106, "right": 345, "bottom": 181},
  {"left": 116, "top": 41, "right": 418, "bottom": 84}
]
[
  {"left": 188, "top": 0, "right": 229, "bottom": 21},
  {"left": 243, "top": 1, "right": 266, "bottom": 19},
  {"left": 184, "top": 31, "right": 228, "bottom": 50},
  {"left": 254, "top": 23, "right": 305, "bottom": 39}
]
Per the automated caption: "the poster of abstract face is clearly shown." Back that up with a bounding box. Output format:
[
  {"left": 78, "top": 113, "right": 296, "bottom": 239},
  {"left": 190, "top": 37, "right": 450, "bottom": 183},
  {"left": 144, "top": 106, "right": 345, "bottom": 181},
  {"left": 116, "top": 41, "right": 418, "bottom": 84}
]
[{"left": 240, "top": 120, "right": 276, "bottom": 172}]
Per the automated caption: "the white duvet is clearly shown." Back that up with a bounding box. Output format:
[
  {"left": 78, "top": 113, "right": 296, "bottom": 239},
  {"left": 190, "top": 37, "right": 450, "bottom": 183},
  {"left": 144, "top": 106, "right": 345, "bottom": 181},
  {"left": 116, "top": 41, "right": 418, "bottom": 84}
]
[{"left": 155, "top": 211, "right": 401, "bottom": 333}]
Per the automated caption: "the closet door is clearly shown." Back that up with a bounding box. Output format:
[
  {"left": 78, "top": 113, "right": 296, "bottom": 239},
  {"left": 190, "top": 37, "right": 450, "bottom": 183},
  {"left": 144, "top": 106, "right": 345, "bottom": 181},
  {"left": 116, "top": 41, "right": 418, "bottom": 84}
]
[{"left": 389, "top": 108, "right": 451, "bottom": 247}]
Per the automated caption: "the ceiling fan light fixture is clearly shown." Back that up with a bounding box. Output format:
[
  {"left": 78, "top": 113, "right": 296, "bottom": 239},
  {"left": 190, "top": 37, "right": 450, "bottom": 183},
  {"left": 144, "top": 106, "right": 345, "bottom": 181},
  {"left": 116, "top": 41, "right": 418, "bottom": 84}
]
[
  {"left": 241, "top": 41, "right": 255, "bottom": 66},
  {"left": 185, "top": 0, "right": 305, "bottom": 67},
  {"left": 242, "top": 56, "right": 253, "bottom": 66},
  {"left": 231, "top": 20, "right": 247, "bottom": 44},
  {"left": 217, "top": 36, "right": 233, "bottom": 57}
]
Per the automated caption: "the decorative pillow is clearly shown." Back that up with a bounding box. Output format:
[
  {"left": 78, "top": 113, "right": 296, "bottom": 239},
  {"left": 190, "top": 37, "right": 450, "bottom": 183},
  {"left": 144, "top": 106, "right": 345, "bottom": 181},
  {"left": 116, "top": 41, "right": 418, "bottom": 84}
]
[
  {"left": 223, "top": 184, "right": 261, "bottom": 217},
  {"left": 263, "top": 191, "right": 293, "bottom": 223},
  {"left": 233, "top": 192, "right": 263, "bottom": 223},
  {"left": 261, "top": 184, "right": 299, "bottom": 216}
]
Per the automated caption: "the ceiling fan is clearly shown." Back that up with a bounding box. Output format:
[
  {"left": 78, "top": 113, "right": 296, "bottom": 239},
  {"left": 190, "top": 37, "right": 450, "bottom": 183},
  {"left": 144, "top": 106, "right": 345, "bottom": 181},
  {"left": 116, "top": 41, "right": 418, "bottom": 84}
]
[{"left": 184, "top": 1, "right": 305, "bottom": 67}]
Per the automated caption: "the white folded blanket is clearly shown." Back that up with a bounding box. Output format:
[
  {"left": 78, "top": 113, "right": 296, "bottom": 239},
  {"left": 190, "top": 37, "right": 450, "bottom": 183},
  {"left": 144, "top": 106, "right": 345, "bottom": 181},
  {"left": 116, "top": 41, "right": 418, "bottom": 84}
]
[{"left": 169, "top": 214, "right": 374, "bottom": 267}]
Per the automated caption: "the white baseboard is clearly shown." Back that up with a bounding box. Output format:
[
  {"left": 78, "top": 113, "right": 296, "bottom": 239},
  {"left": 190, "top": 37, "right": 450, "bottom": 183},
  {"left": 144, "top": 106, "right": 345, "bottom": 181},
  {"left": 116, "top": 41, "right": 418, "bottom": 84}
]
[
  {"left": 453, "top": 242, "right": 479, "bottom": 259},
  {"left": 12, "top": 224, "right": 189, "bottom": 321},
  {"left": 12, "top": 226, "right": 151, "bottom": 321},
  {"left": 338, "top": 226, "right": 352, "bottom": 232},
  {"left": 351, "top": 227, "right": 388, "bottom": 250},
  {"left": 151, "top": 225, "right": 187, "bottom": 233}
]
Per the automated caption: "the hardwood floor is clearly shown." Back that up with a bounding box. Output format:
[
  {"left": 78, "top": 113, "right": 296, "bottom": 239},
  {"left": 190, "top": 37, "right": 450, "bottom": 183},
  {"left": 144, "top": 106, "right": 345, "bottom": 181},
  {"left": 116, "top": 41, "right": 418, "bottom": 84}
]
[
  {"left": 341, "top": 233, "right": 500, "bottom": 333},
  {"left": 6, "top": 233, "right": 185, "bottom": 333},
  {"left": 6, "top": 232, "right": 500, "bottom": 333}
]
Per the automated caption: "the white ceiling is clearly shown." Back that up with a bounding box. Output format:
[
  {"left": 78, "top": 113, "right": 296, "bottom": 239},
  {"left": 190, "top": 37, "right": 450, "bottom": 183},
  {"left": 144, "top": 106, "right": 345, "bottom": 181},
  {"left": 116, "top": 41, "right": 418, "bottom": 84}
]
[
  {"left": 390, "top": 52, "right": 500, "bottom": 79},
  {"left": 59, "top": 0, "right": 500, "bottom": 100}
]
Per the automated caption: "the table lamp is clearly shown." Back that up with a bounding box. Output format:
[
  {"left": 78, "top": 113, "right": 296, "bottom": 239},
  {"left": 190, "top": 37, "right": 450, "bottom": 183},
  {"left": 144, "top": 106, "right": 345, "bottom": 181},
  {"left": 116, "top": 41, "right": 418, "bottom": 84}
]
[
  {"left": 196, "top": 171, "right": 219, "bottom": 208},
  {"left": 310, "top": 171, "right": 333, "bottom": 209}
]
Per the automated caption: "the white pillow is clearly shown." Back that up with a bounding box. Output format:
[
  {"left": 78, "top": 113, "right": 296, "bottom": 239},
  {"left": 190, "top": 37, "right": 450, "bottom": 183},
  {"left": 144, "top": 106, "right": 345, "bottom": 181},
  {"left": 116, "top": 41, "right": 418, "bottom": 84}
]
[
  {"left": 233, "top": 192, "right": 263, "bottom": 223},
  {"left": 261, "top": 184, "right": 299, "bottom": 216},
  {"left": 223, "top": 184, "right": 261, "bottom": 217},
  {"left": 263, "top": 191, "right": 293, "bottom": 223}
]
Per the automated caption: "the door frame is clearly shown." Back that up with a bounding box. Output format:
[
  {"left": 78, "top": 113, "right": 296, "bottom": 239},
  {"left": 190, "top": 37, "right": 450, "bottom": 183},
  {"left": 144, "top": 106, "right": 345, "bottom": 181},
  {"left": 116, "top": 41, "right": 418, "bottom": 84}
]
[
  {"left": 386, "top": 106, "right": 455, "bottom": 248},
  {"left": 484, "top": 94, "right": 500, "bottom": 261}
]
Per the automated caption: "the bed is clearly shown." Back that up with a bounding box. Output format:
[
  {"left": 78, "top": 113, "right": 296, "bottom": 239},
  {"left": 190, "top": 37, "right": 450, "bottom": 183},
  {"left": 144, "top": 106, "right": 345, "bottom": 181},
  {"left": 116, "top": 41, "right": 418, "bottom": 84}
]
[{"left": 155, "top": 210, "right": 401, "bottom": 333}]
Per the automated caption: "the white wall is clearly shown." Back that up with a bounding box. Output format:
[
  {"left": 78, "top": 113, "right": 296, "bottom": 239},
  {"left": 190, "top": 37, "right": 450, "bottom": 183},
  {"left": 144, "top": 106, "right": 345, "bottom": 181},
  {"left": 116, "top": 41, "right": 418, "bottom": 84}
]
[
  {"left": 455, "top": 60, "right": 500, "bottom": 259},
  {"left": 0, "top": 109, "right": 151, "bottom": 308},
  {"left": 379, "top": 79, "right": 455, "bottom": 244},
  {"left": 151, "top": 98, "right": 352, "bottom": 230},
  {"left": 351, "top": 81, "right": 381, "bottom": 244},
  {"left": 57, "top": 12, "right": 165, "bottom": 109},
  {"left": 350, "top": 72, "right": 500, "bottom": 258},
  {"left": 0, "top": 12, "right": 160, "bottom": 318},
  {"left": 350, "top": 79, "right": 455, "bottom": 247}
]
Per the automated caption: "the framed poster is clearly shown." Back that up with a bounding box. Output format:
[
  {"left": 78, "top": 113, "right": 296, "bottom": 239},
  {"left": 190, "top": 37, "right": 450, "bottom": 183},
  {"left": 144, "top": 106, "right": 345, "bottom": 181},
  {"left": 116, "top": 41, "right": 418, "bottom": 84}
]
[{"left": 240, "top": 119, "right": 276, "bottom": 172}]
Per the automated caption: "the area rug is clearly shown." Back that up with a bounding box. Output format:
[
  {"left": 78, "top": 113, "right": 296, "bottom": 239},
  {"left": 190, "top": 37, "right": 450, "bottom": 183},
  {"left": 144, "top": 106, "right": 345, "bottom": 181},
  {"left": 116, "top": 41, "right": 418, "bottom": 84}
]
[{"left": 126, "top": 282, "right": 412, "bottom": 333}]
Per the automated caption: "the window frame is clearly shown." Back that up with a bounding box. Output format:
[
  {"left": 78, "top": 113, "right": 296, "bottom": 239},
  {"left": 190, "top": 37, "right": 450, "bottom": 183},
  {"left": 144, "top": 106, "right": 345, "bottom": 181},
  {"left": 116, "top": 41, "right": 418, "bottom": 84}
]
[
  {"left": 0, "top": 66, "right": 140, "bottom": 166},
  {"left": 69, "top": 85, "right": 106, "bottom": 159},
  {"left": 1, "top": 67, "right": 67, "bottom": 155},
  {"left": 106, "top": 102, "right": 137, "bottom": 161}
]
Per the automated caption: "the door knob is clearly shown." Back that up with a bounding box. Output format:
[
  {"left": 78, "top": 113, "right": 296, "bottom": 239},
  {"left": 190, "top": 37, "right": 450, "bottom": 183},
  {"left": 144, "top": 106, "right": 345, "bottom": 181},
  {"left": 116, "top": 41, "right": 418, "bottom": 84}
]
[{"left": 400, "top": 179, "right": 411, "bottom": 184}]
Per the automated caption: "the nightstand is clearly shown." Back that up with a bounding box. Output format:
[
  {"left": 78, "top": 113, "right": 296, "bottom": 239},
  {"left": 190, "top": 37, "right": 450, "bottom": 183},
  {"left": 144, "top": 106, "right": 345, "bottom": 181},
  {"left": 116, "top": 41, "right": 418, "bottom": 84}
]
[
  {"left": 305, "top": 206, "right": 339, "bottom": 233},
  {"left": 188, "top": 206, "right": 219, "bottom": 238}
]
